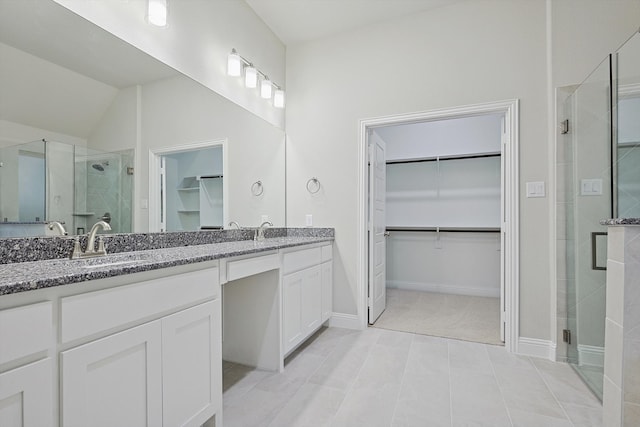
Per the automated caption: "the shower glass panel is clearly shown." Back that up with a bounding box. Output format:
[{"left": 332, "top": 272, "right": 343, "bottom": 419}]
[
  {"left": 563, "top": 56, "right": 612, "bottom": 401},
  {"left": 74, "top": 146, "right": 134, "bottom": 235},
  {"left": 616, "top": 32, "right": 640, "bottom": 217}
]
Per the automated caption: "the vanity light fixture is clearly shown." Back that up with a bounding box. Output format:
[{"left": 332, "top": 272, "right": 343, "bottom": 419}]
[
  {"left": 260, "top": 77, "right": 273, "bottom": 99},
  {"left": 227, "top": 48, "right": 285, "bottom": 108},
  {"left": 227, "top": 49, "right": 242, "bottom": 76},
  {"left": 147, "top": 0, "right": 167, "bottom": 27},
  {"left": 245, "top": 65, "right": 258, "bottom": 88},
  {"left": 273, "top": 89, "right": 285, "bottom": 109}
]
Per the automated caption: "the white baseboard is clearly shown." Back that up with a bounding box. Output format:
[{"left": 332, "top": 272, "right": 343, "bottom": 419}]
[
  {"left": 328, "top": 313, "right": 362, "bottom": 330},
  {"left": 518, "top": 337, "right": 556, "bottom": 360},
  {"left": 578, "top": 344, "right": 604, "bottom": 367},
  {"left": 387, "top": 280, "right": 500, "bottom": 298}
]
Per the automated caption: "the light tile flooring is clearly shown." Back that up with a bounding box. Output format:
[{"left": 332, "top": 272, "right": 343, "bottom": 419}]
[
  {"left": 222, "top": 327, "right": 603, "bottom": 427},
  {"left": 373, "top": 289, "right": 502, "bottom": 345}
]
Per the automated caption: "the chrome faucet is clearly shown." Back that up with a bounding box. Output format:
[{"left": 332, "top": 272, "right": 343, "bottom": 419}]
[
  {"left": 255, "top": 221, "right": 273, "bottom": 241},
  {"left": 228, "top": 221, "right": 241, "bottom": 230},
  {"left": 47, "top": 221, "right": 68, "bottom": 236},
  {"left": 70, "top": 220, "right": 112, "bottom": 259}
]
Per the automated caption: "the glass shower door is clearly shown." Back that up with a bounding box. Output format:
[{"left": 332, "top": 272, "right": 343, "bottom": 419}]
[
  {"left": 615, "top": 32, "right": 640, "bottom": 218},
  {"left": 564, "top": 56, "right": 612, "bottom": 400}
]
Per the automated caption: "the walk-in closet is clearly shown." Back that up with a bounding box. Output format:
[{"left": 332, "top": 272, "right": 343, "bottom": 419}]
[
  {"left": 162, "top": 146, "right": 223, "bottom": 232},
  {"left": 372, "top": 113, "right": 504, "bottom": 345}
]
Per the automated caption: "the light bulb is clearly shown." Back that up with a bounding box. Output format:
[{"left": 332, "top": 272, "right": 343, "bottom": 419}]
[
  {"left": 148, "top": 0, "right": 167, "bottom": 27},
  {"left": 261, "top": 78, "right": 273, "bottom": 99},
  {"left": 245, "top": 66, "right": 257, "bottom": 88},
  {"left": 274, "top": 89, "right": 285, "bottom": 108},
  {"left": 227, "top": 50, "right": 241, "bottom": 76}
]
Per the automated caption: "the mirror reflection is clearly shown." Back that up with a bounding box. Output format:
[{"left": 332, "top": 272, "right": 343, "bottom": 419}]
[
  {"left": 0, "top": 0, "right": 285, "bottom": 238},
  {"left": 0, "top": 139, "right": 133, "bottom": 237}
]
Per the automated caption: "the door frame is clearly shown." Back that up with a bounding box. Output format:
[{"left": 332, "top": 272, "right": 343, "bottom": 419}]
[
  {"left": 149, "top": 139, "right": 228, "bottom": 232},
  {"left": 357, "top": 99, "right": 520, "bottom": 353}
]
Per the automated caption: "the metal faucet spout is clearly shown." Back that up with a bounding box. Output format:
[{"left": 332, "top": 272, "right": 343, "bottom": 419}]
[
  {"left": 255, "top": 221, "right": 273, "bottom": 241},
  {"left": 47, "top": 221, "right": 68, "bottom": 236},
  {"left": 86, "top": 220, "right": 112, "bottom": 253}
]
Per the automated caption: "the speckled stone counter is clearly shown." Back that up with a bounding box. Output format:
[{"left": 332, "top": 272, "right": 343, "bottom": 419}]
[
  {"left": 601, "top": 218, "right": 640, "bottom": 226},
  {"left": 0, "top": 229, "right": 334, "bottom": 296},
  {"left": 0, "top": 228, "right": 333, "bottom": 264}
]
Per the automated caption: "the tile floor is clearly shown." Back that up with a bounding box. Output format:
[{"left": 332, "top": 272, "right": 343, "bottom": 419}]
[
  {"left": 373, "top": 289, "right": 502, "bottom": 345},
  {"left": 222, "top": 326, "right": 603, "bottom": 427}
]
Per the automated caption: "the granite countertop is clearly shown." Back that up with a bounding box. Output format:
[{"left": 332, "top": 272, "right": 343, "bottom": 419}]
[
  {"left": 600, "top": 218, "right": 640, "bottom": 225},
  {"left": 0, "top": 236, "right": 333, "bottom": 296}
]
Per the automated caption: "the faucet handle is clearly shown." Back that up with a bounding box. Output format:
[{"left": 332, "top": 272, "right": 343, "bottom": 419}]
[
  {"left": 70, "top": 237, "right": 82, "bottom": 259},
  {"left": 97, "top": 236, "right": 106, "bottom": 254}
]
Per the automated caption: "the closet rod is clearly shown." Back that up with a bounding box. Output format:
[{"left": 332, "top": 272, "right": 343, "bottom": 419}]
[
  {"left": 386, "top": 226, "right": 501, "bottom": 233},
  {"left": 386, "top": 152, "right": 501, "bottom": 165}
]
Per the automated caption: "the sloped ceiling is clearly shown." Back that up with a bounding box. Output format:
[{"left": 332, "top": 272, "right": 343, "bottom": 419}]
[{"left": 245, "top": 0, "right": 464, "bottom": 45}]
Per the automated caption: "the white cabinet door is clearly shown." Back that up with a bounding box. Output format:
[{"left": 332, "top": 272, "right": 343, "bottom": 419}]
[
  {"left": 283, "top": 265, "right": 323, "bottom": 355},
  {"left": 283, "top": 269, "right": 304, "bottom": 354},
  {"left": 0, "top": 358, "right": 53, "bottom": 427},
  {"left": 301, "top": 265, "right": 322, "bottom": 334},
  {"left": 61, "top": 321, "right": 163, "bottom": 427},
  {"left": 162, "top": 300, "right": 221, "bottom": 427},
  {"left": 321, "top": 261, "right": 333, "bottom": 323}
]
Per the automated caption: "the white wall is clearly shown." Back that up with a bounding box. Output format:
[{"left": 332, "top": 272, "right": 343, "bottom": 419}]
[
  {"left": 286, "top": 0, "right": 549, "bottom": 336},
  {"left": 387, "top": 231, "right": 501, "bottom": 298},
  {"left": 53, "top": 0, "right": 286, "bottom": 129},
  {"left": 551, "top": 0, "right": 640, "bottom": 89},
  {"left": 377, "top": 113, "right": 503, "bottom": 161}
]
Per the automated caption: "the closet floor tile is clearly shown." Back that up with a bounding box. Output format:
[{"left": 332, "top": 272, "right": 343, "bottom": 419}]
[{"left": 374, "top": 289, "right": 503, "bottom": 345}]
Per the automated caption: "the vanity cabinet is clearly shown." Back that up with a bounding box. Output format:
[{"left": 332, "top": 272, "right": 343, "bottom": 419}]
[
  {"left": 282, "top": 243, "right": 333, "bottom": 355},
  {"left": 59, "top": 266, "right": 221, "bottom": 427},
  {"left": 0, "top": 359, "right": 53, "bottom": 427},
  {"left": 0, "top": 301, "right": 54, "bottom": 427}
]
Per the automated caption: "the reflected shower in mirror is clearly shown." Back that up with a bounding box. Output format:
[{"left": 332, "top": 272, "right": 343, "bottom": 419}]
[
  {"left": 0, "top": 138, "right": 133, "bottom": 237},
  {"left": 0, "top": 0, "right": 286, "bottom": 239}
]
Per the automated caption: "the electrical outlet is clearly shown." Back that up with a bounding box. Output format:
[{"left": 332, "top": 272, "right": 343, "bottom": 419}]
[
  {"left": 261, "top": 215, "right": 269, "bottom": 223},
  {"left": 305, "top": 214, "right": 313, "bottom": 227}
]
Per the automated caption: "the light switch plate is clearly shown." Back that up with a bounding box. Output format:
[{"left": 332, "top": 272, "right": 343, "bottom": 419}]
[
  {"left": 581, "top": 179, "right": 603, "bottom": 196},
  {"left": 526, "top": 181, "right": 545, "bottom": 198}
]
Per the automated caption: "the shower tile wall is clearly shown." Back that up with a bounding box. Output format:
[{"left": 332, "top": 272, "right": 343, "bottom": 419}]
[
  {"left": 74, "top": 149, "right": 133, "bottom": 234},
  {"left": 85, "top": 150, "right": 134, "bottom": 234}
]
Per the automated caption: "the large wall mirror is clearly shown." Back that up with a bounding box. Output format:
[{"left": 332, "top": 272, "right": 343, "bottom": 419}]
[{"left": 0, "top": 0, "right": 286, "bottom": 238}]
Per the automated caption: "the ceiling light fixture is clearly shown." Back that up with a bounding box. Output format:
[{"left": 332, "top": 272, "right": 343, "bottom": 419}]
[
  {"left": 148, "top": 0, "right": 167, "bottom": 27},
  {"left": 227, "top": 48, "right": 285, "bottom": 108}
]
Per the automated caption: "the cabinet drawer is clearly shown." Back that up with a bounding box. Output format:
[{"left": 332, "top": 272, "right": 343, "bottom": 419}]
[
  {"left": 321, "top": 244, "right": 333, "bottom": 263},
  {"left": 0, "top": 302, "right": 52, "bottom": 364},
  {"left": 226, "top": 253, "right": 279, "bottom": 282},
  {"left": 61, "top": 267, "right": 219, "bottom": 343},
  {"left": 283, "top": 247, "right": 322, "bottom": 275}
]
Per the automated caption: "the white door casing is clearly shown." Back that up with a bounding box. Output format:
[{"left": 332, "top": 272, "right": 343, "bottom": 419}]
[
  {"left": 368, "top": 133, "right": 386, "bottom": 324},
  {"left": 358, "top": 99, "right": 519, "bottom": 353}
]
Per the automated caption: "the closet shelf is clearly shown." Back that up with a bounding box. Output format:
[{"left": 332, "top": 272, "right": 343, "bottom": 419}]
[
  {"left": 386, "top": 226, "right": 501, "bottom": 233},
  {"left": 386, "top": 152, "right": 500, "bottom": 165}
]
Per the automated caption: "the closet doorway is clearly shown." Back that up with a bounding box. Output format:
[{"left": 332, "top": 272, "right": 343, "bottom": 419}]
[
  {"left": 358, "top": 100, "right": 519, "bottom": 351},
  {"left": 149, "top": 140, "right": 228, "bottom": 232}
]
